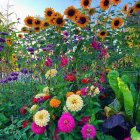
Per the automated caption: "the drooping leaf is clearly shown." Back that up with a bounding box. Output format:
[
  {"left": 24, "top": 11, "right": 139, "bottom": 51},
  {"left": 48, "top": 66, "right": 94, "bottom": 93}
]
[{"left": 130, "top": 127, "right": 140, "bottom": 140}]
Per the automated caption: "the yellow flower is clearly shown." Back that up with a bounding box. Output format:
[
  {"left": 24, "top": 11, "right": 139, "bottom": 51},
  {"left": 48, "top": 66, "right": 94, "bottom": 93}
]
[
  {"left": 43, "top": 87, "right": 49, "bottom": 94},
  {"left": 34, "top": 110, "right": 50, "bottom": 127},
  {"left": 94, "top": 87, "right": 100, "bottom": 95},
  {"left": 66, "top": 94, "right": 83, "bottom": 112},
  {"left": 35, "top": 93, "right": 46, "bottom": 98},
  {"left": 30, "top": 105, "right": 37, "bottom": 112},
  {"left": 45, "top": 69, "right": 57, "bottom": 79}
]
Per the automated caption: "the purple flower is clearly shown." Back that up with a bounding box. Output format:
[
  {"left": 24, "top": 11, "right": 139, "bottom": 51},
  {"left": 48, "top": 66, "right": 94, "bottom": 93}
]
[
  {"left": 62, "top": 31, "right": 68, "bottom": 36},
  {"left": 12, "top": 76, "right": 18, "bottom": 81},
  {"left": 7, "top": 77, "right": 12, "bottom": 81},
  {"left": 90, "top": 39, "right": 101, "bottom": 50},
  {"left": 0, "top": 46, "right": 3, "bottom": 52},
  {"left": 11, "top": 72, "right": 19, "bottom": 76},
  {"left": 0, "top": 32, "right": 8, "bottom": 36},
  {"left": 21, "top": 68, "right": 28, "bottom": 74},
  {"left": 42, "top": 44, "right": 53, "bottom": 51},
  {"left": 0, "top": 38, "right": 5, "bottom": 43},
  {"left": 27, "top": 47, "right": 34, "bottom": 52}
]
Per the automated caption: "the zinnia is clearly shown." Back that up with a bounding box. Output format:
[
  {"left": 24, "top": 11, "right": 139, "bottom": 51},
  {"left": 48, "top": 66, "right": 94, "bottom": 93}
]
[
  {"left": 50, "top": 98, "right": 61, "bottom": 108},
  {"left": 81, "top": 124, "right": 96, "bottom": 139},
  {"left": 31, "top": 122, "right": 46, "bottom": 135},
  {"left": 34, "top": 110, "right": 50, "bottom": 127},
  {"left": 66, "top": 94, "right": 83, "bottom": 112},
  {"left": 58, "top": 112, "right": 75, "bottom": 133},
  {"left": 59, "top": 55, "right": 68, "bottom": 68},
  {"left": 64, "top": 73, "right": 76, "bottom": 82},
  {"left": 45, "top": 69, "right": 57, "bottom": 79}
]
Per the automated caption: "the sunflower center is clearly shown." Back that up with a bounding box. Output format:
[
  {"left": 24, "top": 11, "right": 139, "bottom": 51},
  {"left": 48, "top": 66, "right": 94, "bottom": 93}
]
[
  {"left": 80, "top": 17, "right": 86, "bottom": 24},
  {"left": 114, "top": 20, "right": 119, "bottom": 26},
  {"left": 47, "top": 11, "right": 52, "bottom": 16},
  {"left": 136, "top": 4, "right": 140, "bottom": 8},
  {"left": 130, "top": 9, "right": 134, "bottom": 13},
  {"left": 44, "top": 22, "right": 49, "bottom": 26},
  {"left": 56, "top": 18, "right": 63, "bottom": 24},
  {"left": 27, "top": 19, "right": 33, "bottom": 24},
  {"left": 68, "top": 9, "right": 75, "bottom": 16},
  {"left": 84, "top": 0, "right": 89, "bottom": 6},
  {"left": 100, "top": 31, "right": 105, "bottom": 35},
  {"left": 104, "top": 0, "right": 109, "bottom": 6},
  {"left": 35, "top": 27, "right": 39, "bottom": 30},
  {"left": 35, "top": 20, "right": 40, "bottom": 25}
]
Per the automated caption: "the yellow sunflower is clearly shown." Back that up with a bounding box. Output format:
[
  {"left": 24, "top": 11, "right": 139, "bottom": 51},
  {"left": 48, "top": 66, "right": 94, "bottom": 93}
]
[
  {"left": 64, "top": 6, "right": 79, "bottom": 20},
  {"left": 21, "top": 26, "right": 28, "bottom": 33},
  {"left": 41, "top": 21, "right": 49, "bottom": 29},
  {"left": 122, "top": 3, "right": 129, "bottom": 14},
  {"left": 6, "top": 38, "right": 12, "bottom": 46},
  {"left": 34, "top": 19, "right": 42, "bottom": 27},
  {"left": 24, "top": 16, "right": 35, "bottom": 27},
  {"left": 54, "top": 16, "right": 65, "bottom": 27},
  {"left": 17, "top": 34, "right": 23, "bottom": 39},
  {"left": 88, "top": 8, "right": 96, "bottom": 16},
  {"left": 100, "top": 0, "right": 111, "bottom": 10},
  {"left": 111, "top": 17, "right": 123, "bottom": 30},
  {"left": 76, "top": 14, "right": 89, "bottom": 28},
  {"left": 80, "top": 0, "right": 92, "bottom": 9},
  {"left": 34, "top": 26, "right": 41, "bottom": 32},
  {"left": 52, "top": 12, "right": 62, "bottom": 18},
  {"left": 44, "top": 8, "right": 55, "bottom": 19},
  {"left": 134, "top": 1, "right": 140, "bottom": 12},
  {"left": 111, "top": 0, "right": 121, "bottom": 6},
  {"left": 98, "top": 30, "right": 108, "bottom": 40},
  {"left": 48, "top": 17, "right": 56, "bottom": 25},
  {"left": 128, "top": 7, "right": 135, "bottom": 16}
]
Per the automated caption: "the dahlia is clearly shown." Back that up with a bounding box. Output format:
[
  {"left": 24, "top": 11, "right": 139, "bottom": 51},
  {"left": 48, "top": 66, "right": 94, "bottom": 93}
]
[
  {"left": 31, "top": 122, "right": 46, "bottom": 135},
  {"left": 81, "top": 124, "right": 96, "bottom": 139},
  {"left": 45, "top": 69, "right": 57, "bottom": 79},
  {"left": 34, "top": 110, "right": 50, "bottom": 127},
  {"left": 58, "top": 113, "right": 75, "bottom": 133},
  {"left": 66, "top": 94, "right": 83, "bottom": 112}
]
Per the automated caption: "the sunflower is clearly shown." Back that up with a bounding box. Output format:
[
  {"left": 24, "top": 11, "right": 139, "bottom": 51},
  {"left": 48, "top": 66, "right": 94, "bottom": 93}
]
[
  {"left": 44, "top": 8, "right": 55, "bottom": 19},
  {"left": 100, "top": 0, "right": 111, "bottom": 10},
  {"left": 6, "top": 38, "right": 12, "bottom": 46},
  {"left": 24, "top": 16, "right": 35, "bottom": 27},
  {"left": 18, "top": 34, "right": 23, "bottom": 39},
  {"left": 48, "top": 17, "right": 56, "bottom": 25},
  {"left": 76, "top": 14, "right": 89, "bottom": 28},
  {"left": 80, "top": 0, "right": 92, "bottom": 9},
  {"left": 54, "top": 16, "right": 65, "bottom": 27},
  {"left": 111, "top": 0, "right": 121, "bottom": 6},
  {"left": 128, "top": 7, "right": 135, "bottom": 16},
  {"left": 122, "top": 3, "right": 129, "bottom": 14},
  {"left": 34, "top": 27, "right": 41, "bottom": 32},
  {"left": 111, "top": 17, "right": 123, "bottom": 30},
  {"left": 34, "top": 19, "right": 42, "bottom": 27},
  {"left": 88, "top": 8, "right": 96, "bottom": 16},
  {"left": 98, "top": 30, "right": 108, "bottom": 39},
  {"left": 134, "top": 1, "right": 140, "bottom": 12},
  {"left": 64, "top": 6, "right": 79, "bottom": 20},
  {"left": 41, "top": 21, "right": 49, "bottom": 29},
  {"left": 52, "top": 12, "right": 62, "bottom": 18},
  {"left": 21, "top": 26, "right": 28, "bottom": 33}
]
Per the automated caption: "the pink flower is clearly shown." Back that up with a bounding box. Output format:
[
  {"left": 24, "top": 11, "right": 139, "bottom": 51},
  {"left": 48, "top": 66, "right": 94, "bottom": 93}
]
[
  {"left": 60, "top": 55, "right": 68, "bottom": 68},
  {"left": 31, "top": 122, "right": 46, "bottom": 135},
  {"left": 80, "top": 87, "right": 88, "bottom": 96},
  {"left": 124, "top": 138, "right": 131, "bottom": 140},
  {"left": 45, "top": 58, "right": 52, "bottom": 67},
  {"left": 100, "top": 72, "right": 105, "bottom": 83},
  {"left": 58, "top": 112, "right": 75, "bottom": 133},
  {"left": 81, "top": 124, "right": 96, "bottom": 139},
  {"left": 90, "top": 39, "right": 100, "bottom": 50},
  {"left": 78, "top": 116, "right": 90, "bottom": 126}
]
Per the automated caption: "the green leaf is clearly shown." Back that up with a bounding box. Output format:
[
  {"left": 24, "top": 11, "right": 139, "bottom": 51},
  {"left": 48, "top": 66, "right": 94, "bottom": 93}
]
[
  {"left": 0, "top": 113, "right": 9, "bottom": 125},
  {"left": 130, "top": 127, "right": 140, "bottom": 140}
]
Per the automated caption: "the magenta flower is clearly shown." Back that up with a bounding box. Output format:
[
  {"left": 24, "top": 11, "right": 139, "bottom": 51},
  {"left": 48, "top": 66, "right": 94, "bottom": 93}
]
[
  {"left": 45, "top": 58, "right": 52, "bottom": 67},
  {"left": 78, "top": 116, "right": 90, "bottom": 126},
  {"left": 124, "top": 138, "right": 131, "bottom": 140},
  {"left": 90, "top": 39, "right": 100, "bottom": 50},
  {"left": 58, "top": 112, "right": 75, "bottom": 133},
  {"left": 81, "top": 124, "right": 96, "bottom": 139},
  {"left": 60, "top": 55, "right": 68, "bottom": 68},
  {"left": 100, "top": 72, "right": 105, "bottom": 83},
  {"left": 31, "top": 122, "right": 46, "bottom": 135},
  {"left": 80, "top": 87, "right": 88, "bottom": 96}
]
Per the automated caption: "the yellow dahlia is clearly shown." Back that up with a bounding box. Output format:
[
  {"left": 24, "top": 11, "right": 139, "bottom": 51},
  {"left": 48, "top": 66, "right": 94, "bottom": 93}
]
[
  {"left": 66, "top": 94, "right": 83, "bottom": 112},
  {"left": 34, "top": 110, "right": 50, "bottom": 127},
  {"left": 45, "top": 69, "right": 57, "bottom": 79}
]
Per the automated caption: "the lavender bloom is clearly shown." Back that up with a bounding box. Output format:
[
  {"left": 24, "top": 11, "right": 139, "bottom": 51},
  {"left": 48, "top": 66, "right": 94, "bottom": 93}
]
[
  {"left": 11, "top": 72, "right": 19, "bottom": 76},
  {"left": 7, "top": 77, "right": 12, "bottom": 81},
  {"left": 27, "top": 47, "right": 34, "bottom": 52},
  {"left": 0, "top": 38, "right": 5, "bottom": 43},
  {"left": 0, "top": 32, "right": 8, "bottom": 36},
  {"left": 42, "top": 44, "right": 53, "bottom": 51},
  {"left": 21, "top": 68, "right": 28, "bottom": 74},
  {"left": 12, "top": 76, "right": 18, "bottom": 81}
]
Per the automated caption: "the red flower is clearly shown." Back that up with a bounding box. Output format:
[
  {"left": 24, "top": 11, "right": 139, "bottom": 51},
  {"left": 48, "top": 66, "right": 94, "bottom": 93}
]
[
  {"left": 81, "top": 78, "right": 91, "bottom": 84},
  {"left": 100, "top": 72, "right": 105, "bottom": 83},
  {"left": 64, "top": 73, "right": 76, "bottom": 82},
  {"left": 78, "top": 116, "right": 90, "bottom": 126},
  {"left": 60, "top": 55, "right": 68, "bottom": 68},
  {"left": 32, "top": 98, "right": 38, "bottom": 104},
  {"left": 45, "top": 58, "right": 52, "bottom": 67},
  {"left": 81, "top": 66, "right": 87, "bottom": 72},
  {"left": 22, "top": 120, "right": 29, "bottom": 128},
  {"left": 99, "top": 94, "right": 106, "bottom": 100},
  {"left": 19, "top": 106, "right": 27, "bottom": 115},
  {"left": 43, "top": 95, "right": 51, "bottom": 101}
]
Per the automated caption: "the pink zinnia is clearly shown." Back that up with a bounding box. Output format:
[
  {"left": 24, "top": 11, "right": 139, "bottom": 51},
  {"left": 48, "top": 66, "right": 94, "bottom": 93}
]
[
  {"left": 81, "top": 124, "right": 96, "bottom": 139},
  {"left": 124, "top": 138, "right": 131, "bottom": 140},
  {"left": 31, "top": 122, "right": 46, "bottom": 135},
  {"left": 80, "top": 87, "right": 88, "bottom": 96},
  {"left": 60, "top": 55, "right": 68, "bottom": 68},
  {"left": 45, "top": 58, "right": 52, "bottom": 67},
  {"left": 58, "top": 113, "right": 75, "bottom": 133}
]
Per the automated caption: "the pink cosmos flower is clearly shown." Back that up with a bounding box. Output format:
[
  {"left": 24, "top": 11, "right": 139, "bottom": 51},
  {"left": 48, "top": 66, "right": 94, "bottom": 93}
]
[
  {"left": 45, "top": 58, "right": 52, "bottom": 67},
  {"left": 31, "top": 122, "right": 46, "bottom": 135},
  {"left": 60, "top": 55, "right": 68, "bottom": 68},
  {"left": 81, "top": 124, "right": 96, "bottom": 139},
  {"left": 58, "top": 112, "right": 75, "bottom": 133}
]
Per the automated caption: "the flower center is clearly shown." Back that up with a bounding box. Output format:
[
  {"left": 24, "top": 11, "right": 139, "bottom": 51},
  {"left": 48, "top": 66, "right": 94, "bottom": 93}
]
[
  {"left": 35, "top": 20, "right": 40, "bottom": 25},
  {"left": 104, "top": 0, "right": 109, "bottom": 6},
  {"left": 80, "top": 17, "right": 86, "bottom": 24},
  {"left": 68, "top": 9, "right": 75, "bottom": 16},
  {"left": 47, "top": 11, "right": 52, "bottom": 16},
  {"left": 39, "top": 114, "right": 44, "bottom": 119},
  {"left": 136, "top": 3, "right": 140, "bottom": 8},
  {"left": 84, "top": 0, "right": 89, "bottom": 6},
  {"left": 114, "top": 20, "right": 119, "bottom": 26},
  {"left": 100, "top": 31, "right": 105, "bottom": 35},
  {"left": 56, "top": 18, "right": 63, "bottom": 24},
  {"left": 27, "top": 19, "right": 33, "bottom": 24},
  {"left": 64, "top": 120, "right": 69, "bottom": 124}
]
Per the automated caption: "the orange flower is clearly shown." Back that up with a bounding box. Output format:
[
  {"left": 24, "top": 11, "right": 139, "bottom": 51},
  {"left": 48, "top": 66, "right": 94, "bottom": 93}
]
[
  {"left": 122, "top": 3, "right": 129, "bottom": 14},
  {"left": 100, "top": 0, "right": 111, "bottom": 10},
  {"left": 80, "top": 0, "right": 92, "bottom": 9},
  {"left": 111, "top": 0, "right": 121, "bottom": 6},
  {"left": 76, "top": 90, "right": 81, "bottom": 95},
  {"left": 134, "top": 1, "right": 140, "bottom": 12},
  {"left": 49, "top": 98, "right": 61, "bottom": 108},
  {"left": 66, "top": 92, "right": 74, "bottom": 98}
]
